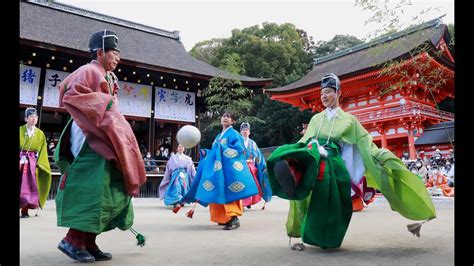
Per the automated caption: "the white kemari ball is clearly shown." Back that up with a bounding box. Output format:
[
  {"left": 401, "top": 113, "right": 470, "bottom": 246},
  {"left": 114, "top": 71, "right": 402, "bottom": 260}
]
[{"left": 177, "top": 125, "right": 201, "bottom": 148}]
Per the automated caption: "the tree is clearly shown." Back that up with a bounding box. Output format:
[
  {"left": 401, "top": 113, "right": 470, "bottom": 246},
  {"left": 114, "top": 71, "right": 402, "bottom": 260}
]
[
  {"left": 355, "top": 0, "right": 445, "bottom": 40},
  {"left": 214, "top": 22, "right": 313, "bottom": 87},
  {"left": 189, "top": 38, "right": 224, "bottom": 65},
  {"left": 314, "top": 34, "right": 364, "bottom": 58},
  {"left": 447, "top": 23, "right": 454, "bottom": 47},
  {"left": 191, "top": 22, "right": 318, "bottom": 148},
  {"left": 250, "top": 94, "right": 314, "bottom": 147},
  {"left": 297, "top": 28, "right": 317, "bottom": 56},
  {"left": 198, "top": 53, "right": 263, "bottom": 148}
]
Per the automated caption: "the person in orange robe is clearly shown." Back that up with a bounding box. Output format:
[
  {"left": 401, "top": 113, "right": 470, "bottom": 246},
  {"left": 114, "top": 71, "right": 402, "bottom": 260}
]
[{"left": 426, "top": 165, "right": 454, "bottom": 197}]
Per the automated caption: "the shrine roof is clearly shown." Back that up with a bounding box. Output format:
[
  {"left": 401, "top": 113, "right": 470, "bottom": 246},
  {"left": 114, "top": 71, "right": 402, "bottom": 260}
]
[
  {"left": 20, "top": 0, "right": 272, "bottom": 86},
  {"left": 415, "top": 121, "right": 454, "bottom": 146},
  {"left": 267, "top": 16, "right": 453, "bottom": 94}
]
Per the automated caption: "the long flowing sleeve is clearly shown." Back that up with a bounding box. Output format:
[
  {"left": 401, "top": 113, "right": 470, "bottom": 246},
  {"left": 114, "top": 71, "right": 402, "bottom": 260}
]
[
  {"left": 36, "top": 130, "right": 52, "bottom": 208},
  {"left": 57, "top": 62, "right": 146, "bottom": 196},
  {"left": 253, "top": 140, "right": 273, "bottom": 202},
  {"left": 187, "top": 156, "right": 196, "bottom": 185},
  {"left": 347, "top": 115, "right": 436, "bottom": 220},
  {"left": 158, "top": 157, "right": 174, "bottom": 200}
]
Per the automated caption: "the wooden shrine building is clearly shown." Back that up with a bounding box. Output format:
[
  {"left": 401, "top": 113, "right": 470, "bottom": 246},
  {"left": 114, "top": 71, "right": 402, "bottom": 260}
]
[
  {"left": 265, "top": 17, "right": 454, "bottom": 159},
  {"left": 20, "top": 0, "right": 272, "bottom": 159}
]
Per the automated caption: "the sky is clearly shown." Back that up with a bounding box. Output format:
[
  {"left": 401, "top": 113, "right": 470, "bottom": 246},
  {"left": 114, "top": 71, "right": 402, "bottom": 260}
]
[{"left": 56, "top": 0, "right": 454, "bottom": 51}]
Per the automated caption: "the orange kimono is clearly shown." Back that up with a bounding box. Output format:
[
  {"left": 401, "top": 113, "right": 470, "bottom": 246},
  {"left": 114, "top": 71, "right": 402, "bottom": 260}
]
[{"left": 427, "top": 174, "right": 454, "bottom": 197}]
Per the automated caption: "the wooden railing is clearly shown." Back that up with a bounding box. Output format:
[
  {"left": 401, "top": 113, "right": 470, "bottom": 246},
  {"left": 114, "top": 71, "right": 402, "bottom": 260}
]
[
  {"left": 47, "top": 172, "right": 164, "bottom": 200},
  {"left": 47, "top": 157, "right": 199, "bottom": 200},
  {"left": 353, "top": 104, "right": 454, "bottom": 123}
]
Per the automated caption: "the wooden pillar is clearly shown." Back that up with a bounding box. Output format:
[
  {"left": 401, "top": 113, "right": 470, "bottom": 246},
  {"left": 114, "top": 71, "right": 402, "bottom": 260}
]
[
  {"left": 376, "top": 123, "right": 387, "bottom": 149},
  {"left": 195, "top": 114, "right": 200, "bottom": 161},
  {"left": 36, "top": 67, "right": 47, "bottom": 127},
  {"left": 148, "top": 86, "right": 156, "bottom": 154},
  {"left": 171, "top": 123, "right": 178, "bottom": 152},
  {"left": 407, "top": 129, "right": 416, "bottom": 160},
  {"left": 381, "top": 133, "right": 388, "bottom": 149}
]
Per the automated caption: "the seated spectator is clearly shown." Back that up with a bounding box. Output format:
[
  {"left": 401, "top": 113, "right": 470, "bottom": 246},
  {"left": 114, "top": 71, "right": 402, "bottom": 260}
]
[
  {"left": 426, "top": 164, "right": 454, "bottom": 197},
  {"left": 155, "top": 146, "right": 167, "bottom": 160},
  {"left": 409, "top": 165, "right": 423, "bottom": 181},
  {"left": 431, "top": 149, "right": 443, "bottom": 166},
  {"left": 415, "top": 159, "right": 428, "bottom": 184},
  {"left": 445, "top": 148, "right": 454, "bottom": 163},
  {"left": 401, "top": 152, "right": 409, "bottom": 165},
  {"left": 446, "top": 163, "right": 454, "bottom": 187},
  {"left": 162, "top": 148, "right": 170, "bottom": 159},
  {"left": 47, "top": 141, "right": 56, "bottom": 156},
  {"left": 144, "top": 151, "right": 157, "bottom": 171},
  {"left": 418, "top": 151, "right": 430, "bottom": 166},
  {"left": 440, "top": 160, "right": 451, "bottom": 176}
]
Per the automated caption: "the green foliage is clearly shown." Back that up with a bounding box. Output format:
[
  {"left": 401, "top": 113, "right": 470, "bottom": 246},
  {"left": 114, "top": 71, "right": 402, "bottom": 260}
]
[
  {"left": 214, "top": 22, "right": 313, "bottom": 88},
  {"left": 314, "top": 34, "right": 364, "bottom": 58},
  {"left": 189, "top": 38, "right": 224, "bottom": 65},
  {"left": 199, "top": 53, "right": 264, "bottom": 147},
  {"left": 297, "top": 28, "right": 317, "bottom": 56},
  {"left": 447, "top": 23, "right": 454, "bottom": 47},
  {"left": 356, "top": 0, "right": 445, "bottom": 40},
  {"left": 191, "top": 22, "right": 318, "bottom": 148},
  {"left": 248, "top": 94, "right": 314, "bottom": 147}
]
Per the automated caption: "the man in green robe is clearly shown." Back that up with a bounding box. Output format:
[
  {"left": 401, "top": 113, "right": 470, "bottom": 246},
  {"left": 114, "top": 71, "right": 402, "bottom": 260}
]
[
  {"left": 19, "top": 107, "right": 52, "bottom": 218},
  {"left": 54, "top": 30, "right": 146, "bottom": 262},
  {"left": 267, "top": 73, "right": 436, "bottom": 250}
]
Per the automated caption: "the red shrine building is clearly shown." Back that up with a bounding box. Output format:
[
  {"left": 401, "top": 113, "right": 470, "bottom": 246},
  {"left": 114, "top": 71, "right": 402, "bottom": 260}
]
[{"left": 265, "top": 18, "right": 454, "bottom": 159}]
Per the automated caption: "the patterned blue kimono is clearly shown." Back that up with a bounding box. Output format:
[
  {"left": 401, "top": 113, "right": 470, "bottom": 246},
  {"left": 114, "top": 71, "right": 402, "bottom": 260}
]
[
  {"left": 243, "top": 138, "right": 272, "bottom": 202},
  {"left": 182, "top": 127, "right": 259, "bottom": 206},
  {"left": 158, "top": 153, "right": 196, "bottom": 206},
  {"left": 164, "top": 168, "right": 191, "bottom": 205}
]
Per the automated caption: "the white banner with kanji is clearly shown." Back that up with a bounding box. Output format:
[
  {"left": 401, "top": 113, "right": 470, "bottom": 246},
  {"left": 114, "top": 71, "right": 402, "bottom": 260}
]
[
  {"left": 19, "top": 65, "right": 41, "bottom": 105},
  {"left": 154, "top": 87, "right": 195, "bottom": 122},
  {"left": 43, "top": 69, "right": 70, "bottom": 108},
  {"left": 117, "top": 81, "right": 152, "bottom": 118}
]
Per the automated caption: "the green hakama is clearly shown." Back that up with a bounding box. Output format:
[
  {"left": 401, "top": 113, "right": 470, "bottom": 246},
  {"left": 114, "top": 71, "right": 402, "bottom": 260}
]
[
  {"left": 267, "top": 108, "right": 436, "bottom": 249},
  {"left": 55, "top": 120, "right": 133, "bottom": 234}
]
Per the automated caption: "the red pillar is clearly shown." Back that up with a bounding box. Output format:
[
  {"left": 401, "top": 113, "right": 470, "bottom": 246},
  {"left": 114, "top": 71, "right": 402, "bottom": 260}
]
[
  {"left": 407, "top": 130, "right": 416, "bottom": 160},
  {"left": 381, "top": 133, "right": 388, "bottom": 149},
  {"left": 377, "top": 124, "right": 387, "bottom": 149}
]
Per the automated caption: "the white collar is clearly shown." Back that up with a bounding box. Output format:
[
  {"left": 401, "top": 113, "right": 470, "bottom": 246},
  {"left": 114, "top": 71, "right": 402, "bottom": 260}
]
[
  {"left": 325, "top": 107, "right": 341, "bottom": 120},
  {"left": 219, "top": 126, "right": 232, "bottom": 140},
  {"left": 243, "top": 137, "right": 249, "bottom": 147},
  {"left": 26, "top": 125, "right": 36, "bottom": 137}
]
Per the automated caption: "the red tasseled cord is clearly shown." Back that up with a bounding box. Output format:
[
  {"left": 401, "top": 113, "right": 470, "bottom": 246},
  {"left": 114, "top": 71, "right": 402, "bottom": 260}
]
[
  {"left": 186, "top": 209, "right": 194, "bottom": 218},
  {"left": 186, "top": 201, "right": 199, "bottom": 218},
  {"left": 172, "top": 205, "right": 182, "bottom": 213}
]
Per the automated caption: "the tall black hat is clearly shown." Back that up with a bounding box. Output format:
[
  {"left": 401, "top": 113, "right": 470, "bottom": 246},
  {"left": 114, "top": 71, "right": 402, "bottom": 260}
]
[
  {"left": 89, "top": 30, "right": 120, "bottom": 52},
  {"left": 321, "top": 73, "right": 341, "bottom": 91},
  {"left": 25, "top": 107, "right": 38, "bottom": 118},
  {"left": 240, "top": 122, "right": 250, "bottom": 131}
]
